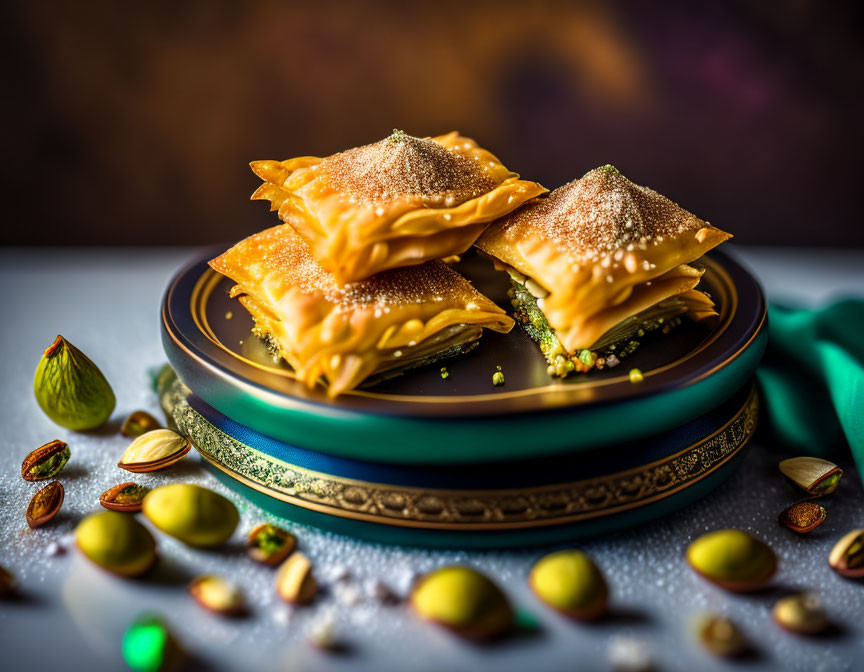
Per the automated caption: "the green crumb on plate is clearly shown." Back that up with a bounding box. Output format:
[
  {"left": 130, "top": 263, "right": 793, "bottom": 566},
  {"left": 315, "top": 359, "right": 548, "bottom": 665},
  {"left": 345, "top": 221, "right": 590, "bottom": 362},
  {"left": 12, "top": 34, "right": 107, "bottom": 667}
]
[
  {"left": 440, "top": 367, "right": 450, "bottom": 380},
  {"left": 629, "top": 368, "right": 644, "bottom": 384},
  {"left": 492, "top": 367, "right": 505, "bottom": 386}
]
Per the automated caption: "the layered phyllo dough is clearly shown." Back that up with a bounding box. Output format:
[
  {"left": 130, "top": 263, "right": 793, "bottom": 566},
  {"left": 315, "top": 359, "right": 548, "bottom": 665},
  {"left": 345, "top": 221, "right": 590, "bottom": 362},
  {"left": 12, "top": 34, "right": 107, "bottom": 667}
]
[
  {"left": 249, "top": 130, "right": 547, "bottom": 284},
  {"left": 209, "top": 225, "right": 514, "bottom": 397},
  {"left": 475, "top": 165, "right": 731, "bottom": 376}
]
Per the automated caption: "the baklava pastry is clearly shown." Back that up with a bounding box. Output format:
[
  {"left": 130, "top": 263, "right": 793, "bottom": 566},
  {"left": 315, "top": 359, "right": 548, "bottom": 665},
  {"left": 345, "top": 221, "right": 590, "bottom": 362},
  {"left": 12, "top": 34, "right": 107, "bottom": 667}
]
[
  {"left": 250, "top": 130, "right": 547, "bottom": 284},
  {"left": 209, "top": 225, "right": 514, "bottom": 397},
  {"left": 475, "top": 165, "right": 731, "bottom": 376}
]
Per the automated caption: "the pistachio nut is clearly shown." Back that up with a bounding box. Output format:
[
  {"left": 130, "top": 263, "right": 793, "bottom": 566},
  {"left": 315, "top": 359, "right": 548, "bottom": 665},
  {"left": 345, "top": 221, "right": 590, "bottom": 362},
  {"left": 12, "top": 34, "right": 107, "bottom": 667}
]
[
  {"left": 410, "top": 566, "right": 512, "bottom": 640},
  {"left": 121, "top": 410, "right": 162, "bottom": 438},
  {"left": 122, "top": 614, "right": 183, "bottom": 672},
  {"left": 21, "top": 439, "right": 70, "bottom": 481},
  {"left": 0, "top": 565, "right": 16, "bottom": 598},
  {"left": 529, "top": 549, "right": 608, "bottom": 620},
  {"left": 100, "top": 482, "right": 151, "bottom": 513},
  {"left": 189, "top": 575, "right": 245, "bottom": 616},
  {"left": 118, "top": 429, "right": 191, "bottom": 473},
  {"left": 773, "top": 593, "right": 828, "bottom": 635},
  {"left": 275, "top": 552, "right": 317, "bottom": 605},
  {"left": 75, "top": 511, "right": 156, "bottom": 577},
  {"left": 34, "top": 335, "right": 115, "bottom": 430},
  {"left": 686, "top": 529, "right": 777, "bottom": 592},
  {"left": 778, "top": 457, "right": 843, "bottom": 496},
  {"left": 828, "top": 529, "right": 864, "bottom": 578},
  {"left": 142, "top": 484, "right": 238, "bottom": 547},
  {"left": 247, "top": 523, "right": 296, "bottom": 565},
  {"left": 26, "top": 480, "right": 64, "bottom": 528},
  {"left": 695, "top": 613, "right": 748, "bottom": 658},
  {"left": 779, "top": 500, "right": 826, "bottom": 534}
]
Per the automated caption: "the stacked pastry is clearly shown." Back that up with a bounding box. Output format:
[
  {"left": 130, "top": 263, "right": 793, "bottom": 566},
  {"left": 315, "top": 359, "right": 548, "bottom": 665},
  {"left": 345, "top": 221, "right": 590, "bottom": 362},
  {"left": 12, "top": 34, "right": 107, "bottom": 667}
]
[{"left": 210, "top": 131, "right": 546, "bottom": 396}]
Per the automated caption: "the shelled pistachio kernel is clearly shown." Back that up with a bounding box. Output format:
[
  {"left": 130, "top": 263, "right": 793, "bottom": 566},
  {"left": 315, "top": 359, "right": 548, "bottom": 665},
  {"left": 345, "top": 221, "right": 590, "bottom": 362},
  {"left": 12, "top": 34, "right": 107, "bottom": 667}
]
[
  {"left": 142, "top": 484, "right": 239, "bottom": 547},
  {"left": 121, "top": 410, "right": 162, "bottom": 438},
  {"left": 75, "top": 511, "right": 156, "bottom": 577},
  {"left": 773, "top": 593, "right": 829, "bottom": 635},
  {"left": 529, "top": 550, "right": 608, "bottom": 620},
  {"left": 696, "top": 613, "right": 748, "bottom": 657},
  {"left": 101, "top": 482, "right": 150, "bottom": 512},
  {"left": 189, "top": 575, "right": 245, "bottom": 615},
  {"left": 686, "top": 529, "right": 777, "bottom": 592},
  {"left": 248, "top": 523, "right": 296, "bottom": 565},
  {"left": 828, "top": 529, "right": 864, "bottom": 578},
  {"left": 122, "top": 614, "right": 182, "bottom": 672},
  {"left": 778, "top": 457, "right": 843, "bottom": 496},
  {"left": 118, "top": 429, "right": 191, "bottom": 473},
  {"left": 0, "top": 565, "right": 16, "bottom": 597},
  {"left": 411, "top": 566, "right": 513, "bottom": 639},
  {"left": 26, "top": 480, "right": 65, "bottom": 528},
  {"left": 275, "top": 552, "right": 317, "bottom": 605},
  {"left": 21, "top": 439, "right": 70, "bottom": 481},
  {"left": 779, "top": 500, "right": 826, "bottom": 533}
]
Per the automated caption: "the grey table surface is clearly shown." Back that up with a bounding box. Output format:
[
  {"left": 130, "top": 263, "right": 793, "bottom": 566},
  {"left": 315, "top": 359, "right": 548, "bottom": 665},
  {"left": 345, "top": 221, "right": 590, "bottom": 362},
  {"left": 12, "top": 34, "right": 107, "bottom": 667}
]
[{"left": 1, "top": 246, "right": 862, "bottom": 672}]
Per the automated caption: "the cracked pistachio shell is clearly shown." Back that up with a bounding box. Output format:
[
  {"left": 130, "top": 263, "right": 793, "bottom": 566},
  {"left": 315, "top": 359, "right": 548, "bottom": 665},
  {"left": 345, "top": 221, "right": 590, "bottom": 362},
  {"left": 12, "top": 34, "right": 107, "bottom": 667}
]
[
  {"left": 26, "top": 481, "right": 65, "bottom": 528},
  {"left": 529, "top": 550, "right": 608, "bottom": 620},
  {"left": 686, "top": 529, "right": 777, "bottom": 592},
  {"left": 275, "top": 552, "right": 317, "bottom": 605},
  {"left": 828, "top": 529, "right": 864, "bottom": 578},
  {"left": 142, "top": 484, "right": 238, "bottom": 547},
  {"left": 189, "top": 575, "right": 245, "bottom": 615},
  {"left": 34, "top": 335, "right": 115, "bottom": 430},
  {"left": 121, "top": 410, "right": 162, "bottom": 438},
  {"left": 411, "top": 566, "right": 512, "bottom": 639},
  {"left": 248, "top": 523, "right": 296, "bottom": 565},
  {"left": 778, "top": 457, "right": 843, "bottom": 495},
  {"left": 118, "top": 429, "right": 191, "bottom": 473},
  {"left": 696, "top": 613, "right": 748, "bottom": 657},
  {"left": 75, "top": 511, "right": 156, "bottom": 577},
  {"left": 100, "top": 482, "right": 150, "bottom": 512},
  {"left": 21, "top": 439, "right": 70, "bottom": 481},
  {"left": 773, "top": 593, "right": 829, "bottom": 635}
]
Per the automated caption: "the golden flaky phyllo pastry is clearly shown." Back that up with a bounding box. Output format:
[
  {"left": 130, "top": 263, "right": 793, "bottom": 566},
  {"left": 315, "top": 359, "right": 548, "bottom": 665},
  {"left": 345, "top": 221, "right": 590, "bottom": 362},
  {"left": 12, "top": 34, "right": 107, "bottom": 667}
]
[
  {"left": 476, "top": 165, "right": 731, "bottom": 375},
  {"left": 209, "top": 225, "right": 513, "bottom": 397},
  {"left": 249, "top": 131, "right": 547, "bottom": 284}
]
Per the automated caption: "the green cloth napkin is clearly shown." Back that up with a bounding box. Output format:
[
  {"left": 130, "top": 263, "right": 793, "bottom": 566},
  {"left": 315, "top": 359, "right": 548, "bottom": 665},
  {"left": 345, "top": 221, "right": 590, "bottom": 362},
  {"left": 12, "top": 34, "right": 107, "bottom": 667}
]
[{"left": 757, "top": 299, "right": 864, "bottom": 483}]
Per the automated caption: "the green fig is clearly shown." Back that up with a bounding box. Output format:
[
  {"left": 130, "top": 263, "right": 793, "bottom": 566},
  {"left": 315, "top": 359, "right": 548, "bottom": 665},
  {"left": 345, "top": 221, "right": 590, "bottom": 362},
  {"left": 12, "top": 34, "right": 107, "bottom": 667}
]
[{"left": 34, "top": 335, "right": 116, "bottom": 430}]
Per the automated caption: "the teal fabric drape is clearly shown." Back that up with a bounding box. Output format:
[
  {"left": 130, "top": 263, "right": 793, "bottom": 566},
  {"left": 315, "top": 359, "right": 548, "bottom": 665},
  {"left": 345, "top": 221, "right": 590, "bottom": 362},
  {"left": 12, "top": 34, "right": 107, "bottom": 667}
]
[{"left": 757, "top": 300, "right": 864, "bottom": 483}]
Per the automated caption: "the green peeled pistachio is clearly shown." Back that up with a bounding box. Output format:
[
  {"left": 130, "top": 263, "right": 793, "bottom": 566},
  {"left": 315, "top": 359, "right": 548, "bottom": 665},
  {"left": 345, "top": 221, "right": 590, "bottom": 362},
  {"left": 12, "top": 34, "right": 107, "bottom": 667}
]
[
  {"left": 529, "top": 550, "right": 608, "bottom": 620},
  {"left": 142, "top": 484, "right": 239, "bottom": 547},
  {"left": 75, "top": 511, "right": 156, "bottom": 577},
  {"left": 828, "top": 529, "right": 864, "bottom": 578},
  {"left": 695, "top": 613, "right": 748, "bottom": 657},
  {"left": 778, "top": 457, "right": 843, "bottom": 496},
  {"left": 34, "top": 335, "right": 115, "bottom": 430},
  {"left": 773, "top": 593, "right": 829, "bottom": 635},
  {"left": 411, "top": 566, "right": 512, "bottom": 640},
  {"left": 122, "top": 614, "right": 183, "bottom": 672},
  {"left": 686, "top": 529, "right": 777, "bottom": 592}
]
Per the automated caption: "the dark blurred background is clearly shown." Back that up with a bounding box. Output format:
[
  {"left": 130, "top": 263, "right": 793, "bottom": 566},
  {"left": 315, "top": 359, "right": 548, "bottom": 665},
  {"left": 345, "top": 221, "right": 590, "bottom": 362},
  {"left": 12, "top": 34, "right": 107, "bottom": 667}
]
[{"left": 3, "top": 0, "right": 863, "bottom": 246}]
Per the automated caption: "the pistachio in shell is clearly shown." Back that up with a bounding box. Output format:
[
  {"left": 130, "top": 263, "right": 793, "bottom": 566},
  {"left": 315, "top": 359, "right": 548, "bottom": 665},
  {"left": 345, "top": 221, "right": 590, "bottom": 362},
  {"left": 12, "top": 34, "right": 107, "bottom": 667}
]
[
  {"left": 122, "top": 613, "right": 183, "bottom": 672},
  {"left": 26, "top": 481, "right": 64, "bottom": 528},
  {"left": 21, "top": 439, "right": 70, "bottom": 481},
  {"left": 118, "top": 429, "right": 191, "bottom": 473},
  {"left": 410, "top": 566, "right": 512, "bottom": 640},
  {"left": 121, "top": 410, "right": 162, "bottom": 438},
  {"left": 778, "top": 457, "right": 843, "bottom": 496},
  {"left": 101, "top": 482, "right": 151, "bottom": 512},
  {"left": 686, "top": 529, "right": 777, "bottom": 592},
  {"left": 75, "top": 511, "right": 156, "bottom": 577},
  {"left": 275, "top": 552, "right": 317, "bottom": 605},
  {"left": 0, "top": 565, "right": 16, "bottom": 598},
  {"left": 695, "top": 613, "right": 748, "bottom": 658},
  {"left": 34, "top": 335, "right": 115, "bottom": 430},
  {"left": 189, "top": 575, "right": 245, "bottom": 616},
  {"left": 779, "top": 500, "right": 826, "bottom": 534},
  {"left": 142, "top": 484, "right": 238, "bottom": 547},
  {"left": 773, "top": 593, "right": 829, "bottom": 635},
  {"left": 828, "top": 529, "right": 864, "bottom": 578},
  {"left": 247, "top": 523, "right": 296, "bottom": 565},
  {"left": 529, "top": 549, "right": 608, "bottom": 620}
]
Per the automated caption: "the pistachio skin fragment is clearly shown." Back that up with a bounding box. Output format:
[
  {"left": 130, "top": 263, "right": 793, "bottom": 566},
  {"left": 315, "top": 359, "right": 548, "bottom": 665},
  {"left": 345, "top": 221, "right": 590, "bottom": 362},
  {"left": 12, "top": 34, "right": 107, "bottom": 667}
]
[
  {"left": 275, "top": 552, "right": 317, "bottom": 605},
  {"left": 21, "top": 439, "right": 70, "bottom": 481},
  {"left": 34, "top": 335, "right": 115, "bottom": 430},
  {"left": 121, "top": 411, "right": 162, "bottom": 438},
  {"left": 26, "top": 481, "right": 65, "bottom": 528},
  {"left": 778, "top": 457, "right": 843, "bottom": 496},
  {"left": 100, "top": 482, "right": 151, "bottom": 513},
  {"left": 247, "top": 523, "right": 296, "bottom": 565},
  {"left": 773, "top": 594, "right": 829, "bottom": 635},
  {"left": 686, "top": 529, "right": 777, "bottom": 592},
  {"left": 529, "top": 550, "right": 608, "bottom": 620},
  {"left": 828, "top": 529, "right": 864, "bottom": 578},
  {"left": 142, "top": 484, "right": 239, "bottom": 547},
  {"left": 75, "top": 511, "right": 156, "bottom": 577},
  {"left": 411, "top": 566, "right": 513, "bottom": 640}
]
